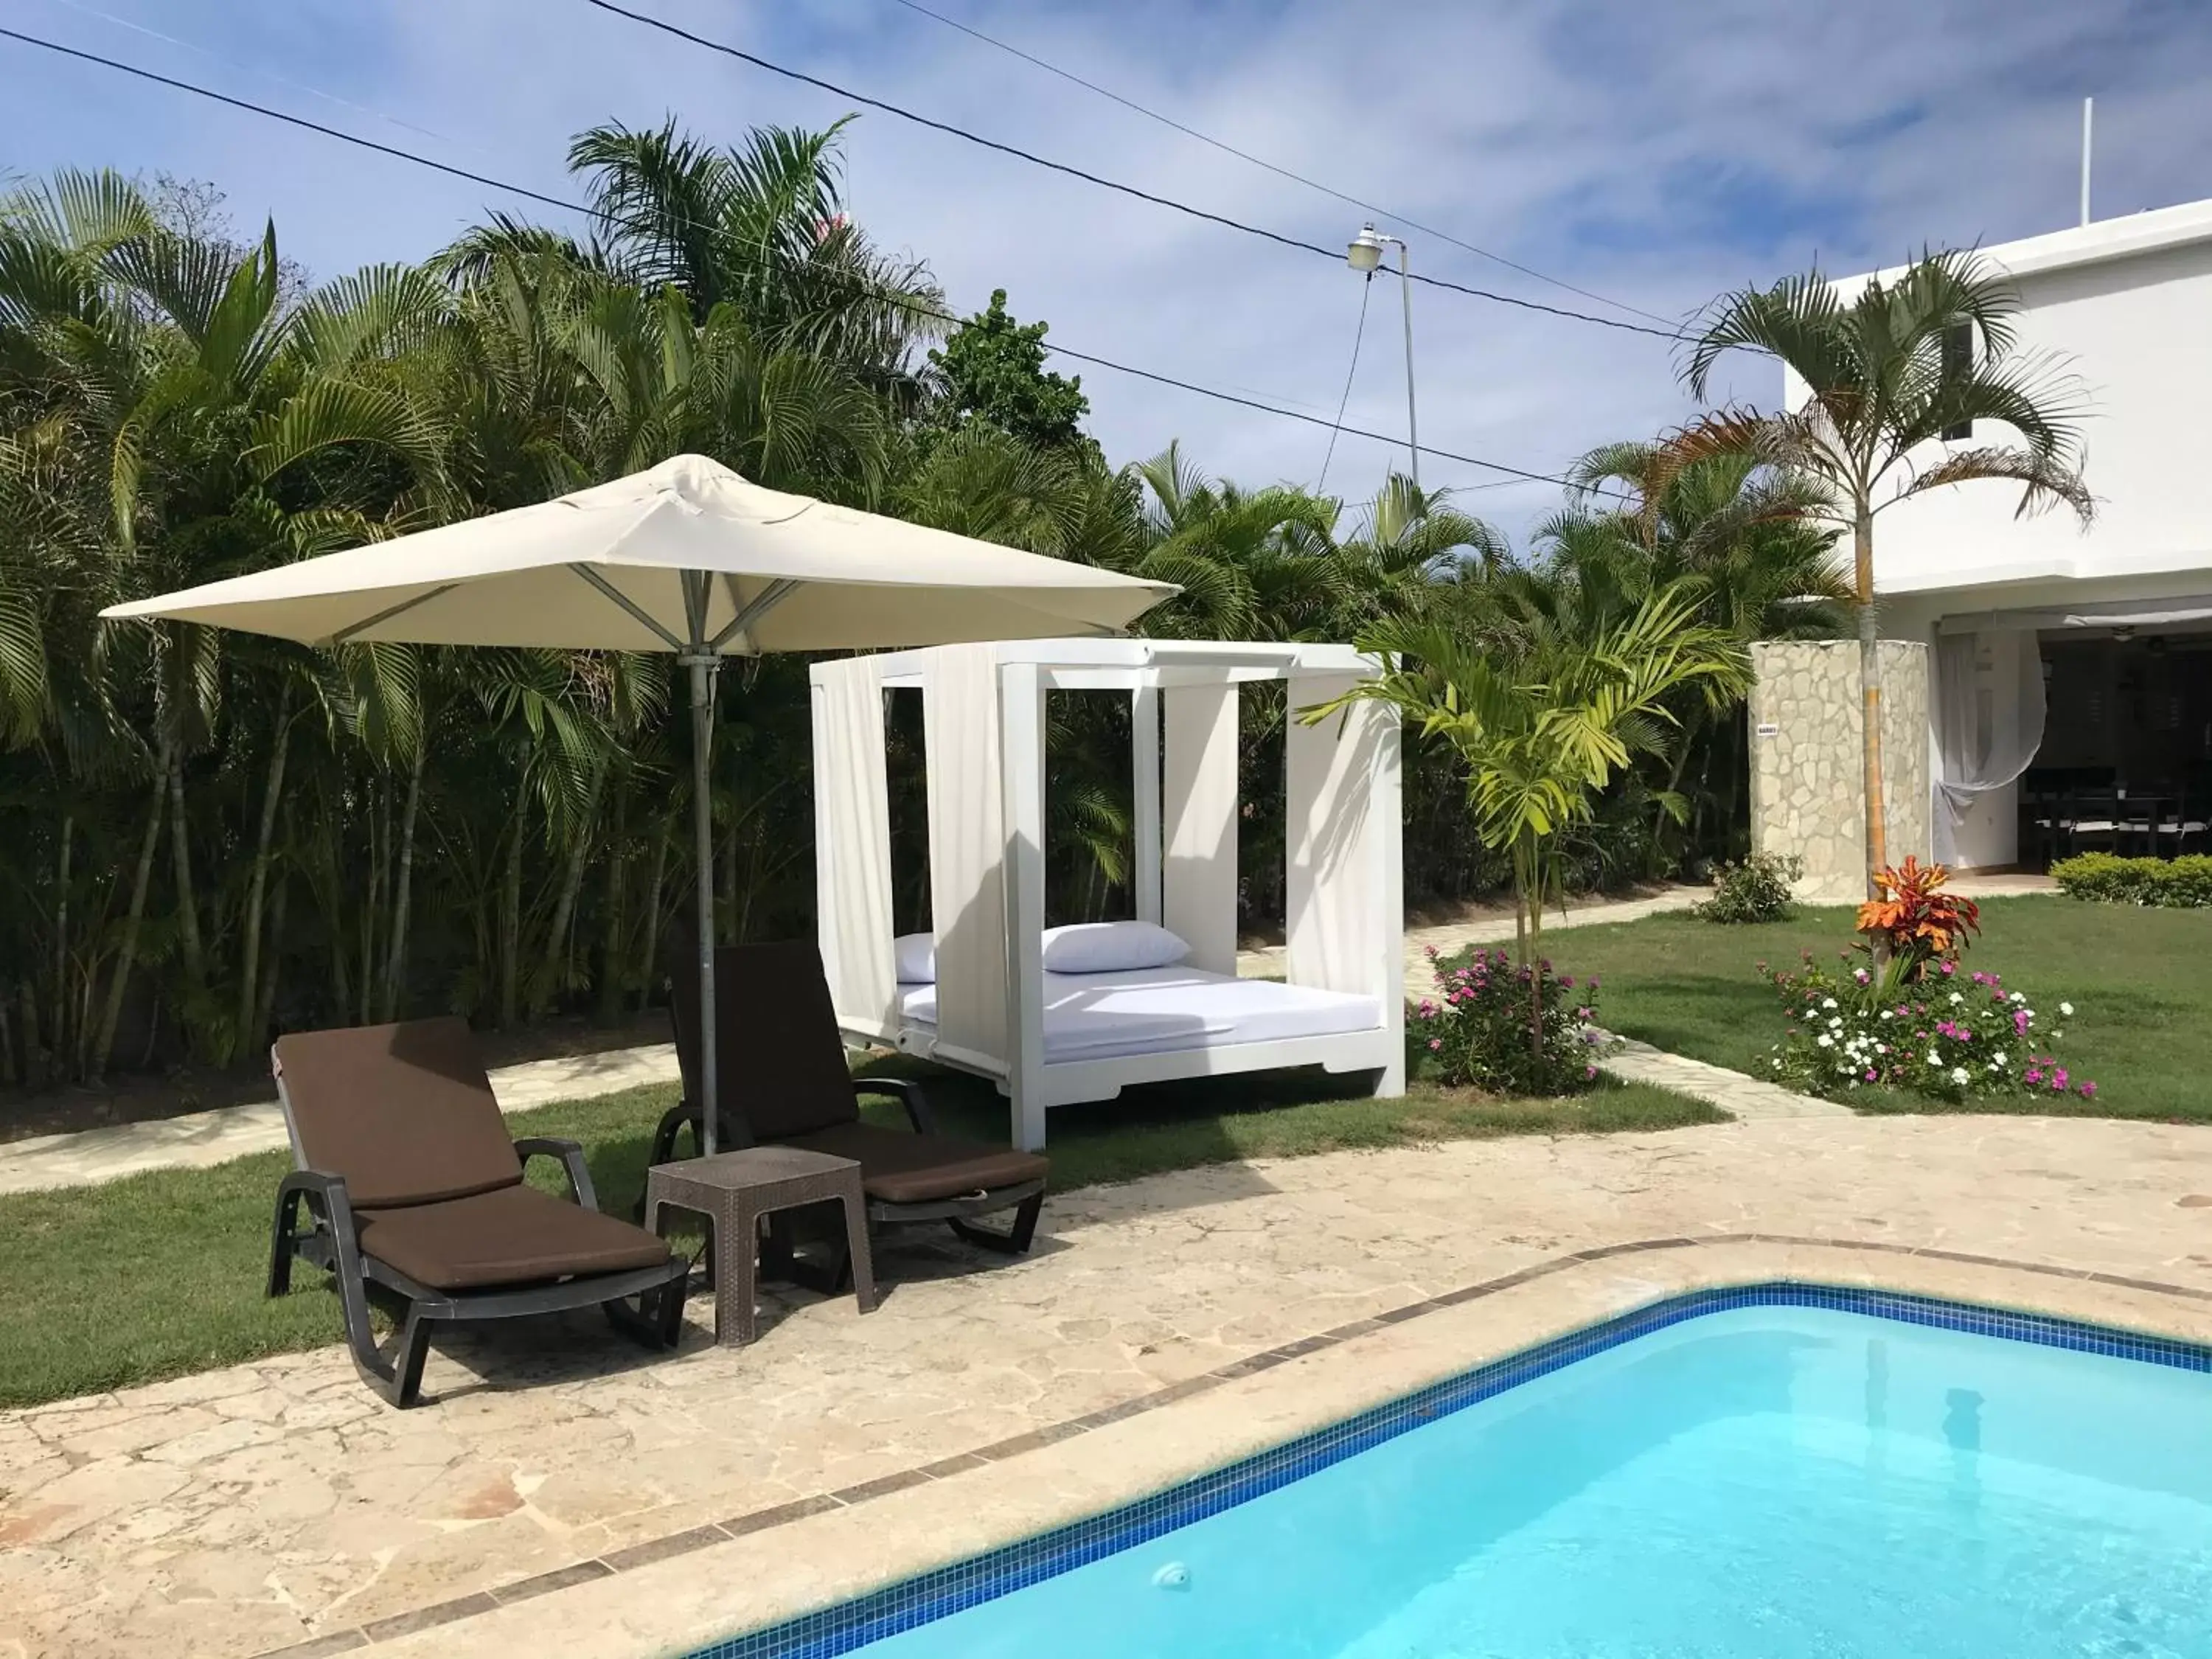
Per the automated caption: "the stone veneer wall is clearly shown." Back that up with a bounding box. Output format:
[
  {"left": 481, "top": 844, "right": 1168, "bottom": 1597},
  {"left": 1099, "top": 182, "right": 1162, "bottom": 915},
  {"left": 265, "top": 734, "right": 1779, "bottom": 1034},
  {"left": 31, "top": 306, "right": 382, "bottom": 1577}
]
[{"left": 1749, "top": 640, "right": 1930, "bottom": 903}]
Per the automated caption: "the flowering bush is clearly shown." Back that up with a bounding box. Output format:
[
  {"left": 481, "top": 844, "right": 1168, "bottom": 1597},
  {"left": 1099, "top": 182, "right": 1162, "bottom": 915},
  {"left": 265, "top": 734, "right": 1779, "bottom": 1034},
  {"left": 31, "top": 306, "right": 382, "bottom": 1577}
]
[
  {"left": 1856, "top": 856, "right": 1980, "bottom": 977},
  {"left": 1413, "top": 945, "right": 1607, "bottom": 1096},
  {"left": 1761, "top": 952, "right": 2096, "bottom": 1105}
]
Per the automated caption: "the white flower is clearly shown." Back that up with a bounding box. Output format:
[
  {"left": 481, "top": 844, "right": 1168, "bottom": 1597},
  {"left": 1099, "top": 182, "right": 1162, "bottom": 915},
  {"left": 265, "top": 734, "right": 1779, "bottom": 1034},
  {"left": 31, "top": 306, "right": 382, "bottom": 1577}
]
[
  {"left": 1821, "top": 998, "right": 1838, "bottom": 1011},
  {"left": 1816, "top": 1033, "right": 1834, "bottom": 1048},
  {"left": 1879, "top": 1009, "right": 1893, "bottom": 1021},
  {"left": 1771, "top": 1059, "right": 1781, "bottom": 1068},
  {"left": 1877, "top": 1043, "right": 1888, "bottom": 1055},
  {"left": 1950, "top": 1067, "right": 1970, "bottom": 1085},
  {"left": 1829, "top": 1016, "right": 1843, "bottom": 1030},
  {"left": 2010, "top": 992, "right": 2026, "bottom": 1004},
  {"left": 1926, "top": 1050, "right": 1941, "bottom": 1065},
  {"left": 2059, "top": 1001, "right": 2074, "bottom": 1017},
  {"left": 1992, "top": 1053, "right": 2006, "bottom": 1067},
  {"left": 1948, "top": 992, "right": 1964, "bottom": 1006}
]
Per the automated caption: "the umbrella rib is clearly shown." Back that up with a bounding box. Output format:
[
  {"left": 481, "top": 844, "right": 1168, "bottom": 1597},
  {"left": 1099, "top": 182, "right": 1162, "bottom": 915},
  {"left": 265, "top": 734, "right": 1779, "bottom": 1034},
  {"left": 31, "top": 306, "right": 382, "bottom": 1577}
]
[
  {"left": 328, "top": 584, "right": 459, "bottom": 646},
  {"left": 710, "top": 577, "right": 801, "bottom": 653},
  {"left": 570, "top": 564, "right": 686, "bottom": 651}
]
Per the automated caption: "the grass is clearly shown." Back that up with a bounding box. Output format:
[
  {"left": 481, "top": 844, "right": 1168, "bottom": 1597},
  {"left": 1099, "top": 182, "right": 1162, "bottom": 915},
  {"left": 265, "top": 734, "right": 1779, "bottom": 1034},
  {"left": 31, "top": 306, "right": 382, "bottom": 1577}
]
[
  {"left": 0, "top": 1064, "right": 1714, "bottom": 1410},
  {"left": 1540, "top": 894, "right": 2212, "bottom": 1124}
]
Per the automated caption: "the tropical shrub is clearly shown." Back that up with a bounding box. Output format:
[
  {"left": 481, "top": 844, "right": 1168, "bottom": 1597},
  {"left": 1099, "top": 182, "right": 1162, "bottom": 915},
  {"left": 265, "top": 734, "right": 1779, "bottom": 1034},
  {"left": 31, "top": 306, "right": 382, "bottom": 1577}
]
[
  {"left": 1413, "top": 945, "right": 1607, "bottom": 1096},
  {"left": 2050, "top": 853, "right": 2212, "bottom": 908},
  {"left": 1694, "top": 852, "right": 1804, "bottom": 925},
  {"left": 1761, "top": 953, "right": 2094, "bottom": 1105},
  {"left": 1856, "top": 857, "right": 1979, "bottom": 976}
]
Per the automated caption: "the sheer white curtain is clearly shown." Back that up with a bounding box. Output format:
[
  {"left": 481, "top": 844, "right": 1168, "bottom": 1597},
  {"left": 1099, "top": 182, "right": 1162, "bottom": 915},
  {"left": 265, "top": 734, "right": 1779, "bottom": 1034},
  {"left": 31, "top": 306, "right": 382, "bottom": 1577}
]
[{"left": 1933, "top": 630, "right": 2046, "bottom": 863}]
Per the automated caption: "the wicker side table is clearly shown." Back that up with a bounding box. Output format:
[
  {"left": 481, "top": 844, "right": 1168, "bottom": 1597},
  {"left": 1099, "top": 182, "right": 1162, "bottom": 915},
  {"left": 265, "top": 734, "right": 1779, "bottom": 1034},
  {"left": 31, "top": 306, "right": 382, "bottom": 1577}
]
[{"left": 644, "top": 1146, "right": 878, "bottom": 1346}]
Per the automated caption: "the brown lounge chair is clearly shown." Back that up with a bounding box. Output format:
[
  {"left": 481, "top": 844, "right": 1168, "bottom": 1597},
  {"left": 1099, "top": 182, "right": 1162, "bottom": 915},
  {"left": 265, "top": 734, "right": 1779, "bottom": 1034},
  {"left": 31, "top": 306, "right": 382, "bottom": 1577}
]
[
  {"left": 650, "top": 939, "right": 1048, "bottom": 1260},
  {"left": 268, "top": 1017, "right": 691, "bottom": 1408}
]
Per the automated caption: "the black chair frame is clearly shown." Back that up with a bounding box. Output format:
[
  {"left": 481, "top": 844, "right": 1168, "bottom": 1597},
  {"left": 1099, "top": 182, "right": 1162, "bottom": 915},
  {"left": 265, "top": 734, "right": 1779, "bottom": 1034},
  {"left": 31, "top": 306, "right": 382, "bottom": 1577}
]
[
  {"left": 645, "top": 1076, "right": 1046, "bottom": 1256},
  {"left": 268, "top": 1136, "right": 691, "bottom": 1408}
]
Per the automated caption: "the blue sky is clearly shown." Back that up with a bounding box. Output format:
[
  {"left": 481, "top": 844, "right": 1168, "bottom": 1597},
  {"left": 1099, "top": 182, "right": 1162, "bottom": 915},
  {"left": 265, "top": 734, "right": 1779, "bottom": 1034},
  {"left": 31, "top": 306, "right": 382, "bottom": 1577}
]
[{"left": 6, "top": 0, "right": 2210, "bottom": 535}]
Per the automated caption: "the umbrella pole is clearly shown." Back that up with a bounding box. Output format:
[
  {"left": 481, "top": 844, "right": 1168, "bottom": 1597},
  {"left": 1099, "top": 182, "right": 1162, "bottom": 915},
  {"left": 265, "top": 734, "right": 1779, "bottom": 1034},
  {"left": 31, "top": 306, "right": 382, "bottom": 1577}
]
[{"left": 688, "top": 652, "right": 721, "bottom": 1158}]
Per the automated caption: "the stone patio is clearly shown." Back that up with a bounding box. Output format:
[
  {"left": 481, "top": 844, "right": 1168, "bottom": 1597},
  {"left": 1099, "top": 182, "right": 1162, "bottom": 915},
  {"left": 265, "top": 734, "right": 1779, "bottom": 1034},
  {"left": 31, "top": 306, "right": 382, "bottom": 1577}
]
[{"left": 2, "top": 1107, "right": 2207, "bottom": 1658}]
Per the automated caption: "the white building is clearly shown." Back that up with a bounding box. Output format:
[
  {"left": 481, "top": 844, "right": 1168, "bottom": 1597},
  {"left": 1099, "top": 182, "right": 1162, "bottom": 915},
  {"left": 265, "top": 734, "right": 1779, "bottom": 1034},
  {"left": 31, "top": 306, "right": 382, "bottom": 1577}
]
[{"left": 1809, "top": 196, "right": 2212, "bottom": 869}]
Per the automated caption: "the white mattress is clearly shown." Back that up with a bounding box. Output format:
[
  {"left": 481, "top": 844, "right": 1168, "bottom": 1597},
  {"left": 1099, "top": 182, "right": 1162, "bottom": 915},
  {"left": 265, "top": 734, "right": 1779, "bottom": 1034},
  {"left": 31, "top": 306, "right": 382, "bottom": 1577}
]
[{"left": 898, "top": 966, "right": 1385, "bottom": 1063}]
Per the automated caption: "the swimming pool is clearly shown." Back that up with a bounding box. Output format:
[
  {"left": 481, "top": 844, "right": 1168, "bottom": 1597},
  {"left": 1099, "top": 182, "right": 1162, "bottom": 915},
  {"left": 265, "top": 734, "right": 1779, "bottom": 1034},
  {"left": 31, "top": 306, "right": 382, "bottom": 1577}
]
[{"left": 702, "top": 1284, "right": 2212, "bottom": 1658}]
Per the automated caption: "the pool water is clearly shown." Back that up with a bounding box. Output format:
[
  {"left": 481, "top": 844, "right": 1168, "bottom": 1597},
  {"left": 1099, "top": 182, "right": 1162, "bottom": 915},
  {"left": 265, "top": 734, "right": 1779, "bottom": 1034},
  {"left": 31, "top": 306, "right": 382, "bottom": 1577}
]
[{"left": 853, "top": 1304, "right": 2212, "bottom": 1658}]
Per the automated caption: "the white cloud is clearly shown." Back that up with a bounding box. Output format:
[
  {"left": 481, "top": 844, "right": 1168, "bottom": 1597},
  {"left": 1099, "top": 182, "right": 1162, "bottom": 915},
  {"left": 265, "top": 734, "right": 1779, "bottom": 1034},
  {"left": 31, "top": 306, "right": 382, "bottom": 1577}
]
[{"left": 7, "top": 0, "right": 2210, "bottom": 537}]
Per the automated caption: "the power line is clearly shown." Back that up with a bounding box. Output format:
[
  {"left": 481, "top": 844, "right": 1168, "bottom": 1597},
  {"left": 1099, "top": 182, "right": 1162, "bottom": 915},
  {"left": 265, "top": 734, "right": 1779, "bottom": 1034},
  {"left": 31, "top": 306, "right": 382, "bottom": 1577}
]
[
  {"left": 577, "top": 0, "right": 1689, "bottom": 344},
  {"left": 39, "top": 0, "right": 461, "bottom": 150},
  {"left": 883, "top": 0, "right": 1680, "bottom": 330},
  {"left": 1317, "top": 273, "right": 1372, "bottom": 493},
  {"left": 0, "top": 24, "right": 1631, "bottom": 501}
]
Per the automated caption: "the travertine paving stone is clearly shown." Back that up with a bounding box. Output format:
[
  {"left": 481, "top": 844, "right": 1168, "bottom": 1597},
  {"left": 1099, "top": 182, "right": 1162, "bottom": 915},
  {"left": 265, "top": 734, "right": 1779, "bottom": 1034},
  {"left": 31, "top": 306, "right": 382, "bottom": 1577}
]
[{"left": 1, "top": 1110, "right": 2206, "bottom": 1658}]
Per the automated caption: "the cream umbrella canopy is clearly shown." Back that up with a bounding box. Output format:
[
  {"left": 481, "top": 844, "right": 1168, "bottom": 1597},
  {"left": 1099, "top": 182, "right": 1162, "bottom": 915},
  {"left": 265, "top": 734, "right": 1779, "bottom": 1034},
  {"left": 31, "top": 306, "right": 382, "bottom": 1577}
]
[{"left": 105, "top": 453, "right": 1176, "bottom": 1152}]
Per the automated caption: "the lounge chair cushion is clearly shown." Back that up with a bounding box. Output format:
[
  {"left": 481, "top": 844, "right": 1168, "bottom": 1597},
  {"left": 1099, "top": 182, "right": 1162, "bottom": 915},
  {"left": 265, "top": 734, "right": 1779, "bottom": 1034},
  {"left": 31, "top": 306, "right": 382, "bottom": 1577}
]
[
  {"left": 785, "top": 1121, "right": 1049, "bottom": 1206},
  {"left": 355, "top": 1184, "right": 674, "bottom": 1290},
  {"left": 274, "top": 1017, "right": 525, "bottom": 1208}
]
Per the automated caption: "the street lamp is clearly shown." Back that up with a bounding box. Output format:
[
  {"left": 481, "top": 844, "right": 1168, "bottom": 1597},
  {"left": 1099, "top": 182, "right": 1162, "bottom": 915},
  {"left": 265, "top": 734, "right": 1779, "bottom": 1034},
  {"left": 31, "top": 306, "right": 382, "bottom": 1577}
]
[{"left": 1347, "top": 223, "right": 1419, "bottom": 488}]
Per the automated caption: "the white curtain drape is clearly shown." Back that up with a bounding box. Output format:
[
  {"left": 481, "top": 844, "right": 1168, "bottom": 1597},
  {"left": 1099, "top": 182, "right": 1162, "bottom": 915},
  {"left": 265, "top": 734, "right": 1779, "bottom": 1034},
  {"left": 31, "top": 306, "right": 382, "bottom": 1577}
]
[
  {"left": 1161, "top": 684, "right": 1241, "bottom": 974},
  {"left": 1933, "top": 630, "right": 2046, "bottom": 863},
  {"left": 813, "top": 656, "right": 898, "bottom": 1034},
  {"left": 923, "top": 644, "right": 1009, "bottom": 1068},
  {"left": 1285, "top": 678, "right": 1394, "bottom": 998}
]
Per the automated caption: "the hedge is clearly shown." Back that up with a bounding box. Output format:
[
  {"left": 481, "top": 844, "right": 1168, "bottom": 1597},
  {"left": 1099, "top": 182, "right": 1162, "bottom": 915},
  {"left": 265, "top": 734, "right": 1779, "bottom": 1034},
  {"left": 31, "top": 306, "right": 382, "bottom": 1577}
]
[{"left": 2048, "top": 852, "right": 2212, "bottom": 907}]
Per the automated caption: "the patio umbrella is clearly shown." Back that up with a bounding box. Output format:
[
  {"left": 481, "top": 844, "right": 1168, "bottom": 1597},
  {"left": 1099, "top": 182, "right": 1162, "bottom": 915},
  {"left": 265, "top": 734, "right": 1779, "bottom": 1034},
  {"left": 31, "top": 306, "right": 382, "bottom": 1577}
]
[{"left": 105, "top": 453, "right": 1175, "bottom": 1152}]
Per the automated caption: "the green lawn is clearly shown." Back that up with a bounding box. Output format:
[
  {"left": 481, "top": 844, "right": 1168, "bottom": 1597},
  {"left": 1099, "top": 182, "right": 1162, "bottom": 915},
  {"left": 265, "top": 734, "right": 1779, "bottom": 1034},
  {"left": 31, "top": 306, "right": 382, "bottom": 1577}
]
[
  {"left": 1540, "top": 895, "right": 2212, "bottom": 1124},
  {"left": 0, "top": 1064, "right": 1713, "bottom": 1409}
]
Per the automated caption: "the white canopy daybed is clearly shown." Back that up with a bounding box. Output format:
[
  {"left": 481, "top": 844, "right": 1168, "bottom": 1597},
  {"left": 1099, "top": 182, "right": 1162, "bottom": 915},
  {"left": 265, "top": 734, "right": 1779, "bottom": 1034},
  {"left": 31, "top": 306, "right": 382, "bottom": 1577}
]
[{"left": 810, "top": 639, "right": 1404, "bottom": 1150}]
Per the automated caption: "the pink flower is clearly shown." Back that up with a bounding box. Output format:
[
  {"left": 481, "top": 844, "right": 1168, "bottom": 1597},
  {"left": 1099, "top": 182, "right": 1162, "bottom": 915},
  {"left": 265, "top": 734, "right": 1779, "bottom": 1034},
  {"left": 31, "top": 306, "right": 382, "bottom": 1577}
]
[
  {"left": 1583, "top": 1065, "right": 1597, "bottom": 1079},
  {"left": 2025, "top": 1067, "right": 2043, "bottom": 1085},
  {"left": 1427, "top": 1037, "right": 1442, "bottom": 1051},
  {"left": 2079, "top": 1080, "right": 2098, "bottom": 1099},
  {"left": 1941, "top": 961, "right": 1956, "bottom": 977},
  {"left": 1587, "top": 977, "right": 1600, "bottom": 990},
  {"left": 2051, "top": 1067, "right": 2069, "bottom": 1091},
  {"left": 1425, "top": 945, "right": 1439, "bottom": 959},
  {"left": 1559, "top": 974, "right": 1575, "bottom": 988}
]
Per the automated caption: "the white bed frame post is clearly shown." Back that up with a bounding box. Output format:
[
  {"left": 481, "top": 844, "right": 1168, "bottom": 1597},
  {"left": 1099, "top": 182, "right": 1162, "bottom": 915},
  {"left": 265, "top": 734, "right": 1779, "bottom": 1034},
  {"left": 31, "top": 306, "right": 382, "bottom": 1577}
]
[
  {"left": 1130, "top": 684, "right": 1162, "bottom": 925},
  {"left": 999, "top": 659, "right": 1050, "bottom": 1150},
  {"left": 1373, "top": 707, "right": 1407, "bottom": 1097}
]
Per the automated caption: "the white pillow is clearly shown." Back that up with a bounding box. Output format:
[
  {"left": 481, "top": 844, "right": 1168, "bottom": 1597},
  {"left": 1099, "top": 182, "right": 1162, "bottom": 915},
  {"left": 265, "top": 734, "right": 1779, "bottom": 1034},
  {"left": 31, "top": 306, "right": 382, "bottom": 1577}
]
[
  {"left": 893, "top": 932, "right": 936, "bottom": 984},
  {"left": 1041, "top": 920, "right": 1191, "bottom": 975}
]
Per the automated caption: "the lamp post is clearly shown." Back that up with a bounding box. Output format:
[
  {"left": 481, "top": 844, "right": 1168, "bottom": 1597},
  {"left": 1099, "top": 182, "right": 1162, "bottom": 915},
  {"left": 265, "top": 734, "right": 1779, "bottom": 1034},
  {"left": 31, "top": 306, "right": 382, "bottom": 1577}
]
[{"left": 1348, "top": 223, "right": 1419, "bottom": 489}]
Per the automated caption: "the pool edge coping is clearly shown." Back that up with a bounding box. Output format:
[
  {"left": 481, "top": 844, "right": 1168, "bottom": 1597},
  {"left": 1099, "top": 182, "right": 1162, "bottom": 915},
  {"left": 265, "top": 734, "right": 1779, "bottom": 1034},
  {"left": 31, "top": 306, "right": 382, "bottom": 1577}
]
[{"left": 254, "top": 1233, "right": 2212, "bottom": 1659}]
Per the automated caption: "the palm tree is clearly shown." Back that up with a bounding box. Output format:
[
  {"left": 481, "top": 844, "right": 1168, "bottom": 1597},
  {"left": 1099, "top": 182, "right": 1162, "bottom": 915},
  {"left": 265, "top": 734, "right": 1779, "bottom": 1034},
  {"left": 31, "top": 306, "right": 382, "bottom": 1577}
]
[
  {"left": 561, "top": 119, "right": 946, "bottom": 402},
  {"left": 1674, "top": 249, "right": 2093, "bottom": 897},
  {"left": 1311, "top": 585, "right": 1750, "bottom": 965}
]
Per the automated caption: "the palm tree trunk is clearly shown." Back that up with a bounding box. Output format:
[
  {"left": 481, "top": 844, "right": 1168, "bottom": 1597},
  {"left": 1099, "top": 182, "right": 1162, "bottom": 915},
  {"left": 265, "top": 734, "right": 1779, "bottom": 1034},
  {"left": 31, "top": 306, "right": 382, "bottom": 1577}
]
[
  {"left": 92, "top": 742, "right": 171, "bottom": 1080},
  {"left": 380, "top": 740, "right": 427, "bottom": 1021},
  {"left": 254, "top": 869, "right": 289, "bottom": 1048},
  {"left": 234, "top": 693, "right": 293, "bottom": 1058},
  {"left": 1855, "top": 507, "right": 1887, "bottom": 899},
  {"left": 536, "top": 765, "right": 605, "bottom": 1018},
  {"left": 637, "top": 819, "right": 670, "bottom": 1008},
  {"left": 498, "top": 801, "right": 525, "bottom": 1028},
  {"left": 167, "top": 752, "right": 206, "bottom": 995},
  {"left": 595, "top": 782, "right": 630, "bottom": 1026},
  {"left": 1523, "top": 829, "right": 1546, "bottom": 1064},
  {"left": 52, "top": 812, "right": 74, "bottom": 1067}
]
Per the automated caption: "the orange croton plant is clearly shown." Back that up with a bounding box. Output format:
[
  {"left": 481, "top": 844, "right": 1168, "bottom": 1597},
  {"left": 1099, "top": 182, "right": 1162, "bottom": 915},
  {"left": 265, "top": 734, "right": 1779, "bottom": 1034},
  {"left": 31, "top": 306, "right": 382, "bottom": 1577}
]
[{"left": 1857, "top": 856, "right": 1981, "bottom": 973}]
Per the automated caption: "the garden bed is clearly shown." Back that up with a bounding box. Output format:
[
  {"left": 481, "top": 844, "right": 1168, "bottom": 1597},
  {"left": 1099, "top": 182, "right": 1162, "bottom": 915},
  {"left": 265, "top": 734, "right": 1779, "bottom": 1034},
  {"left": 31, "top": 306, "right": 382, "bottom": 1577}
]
[{"left": 1551, "top": 896, "right": 2212, "bottom": 1124}]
